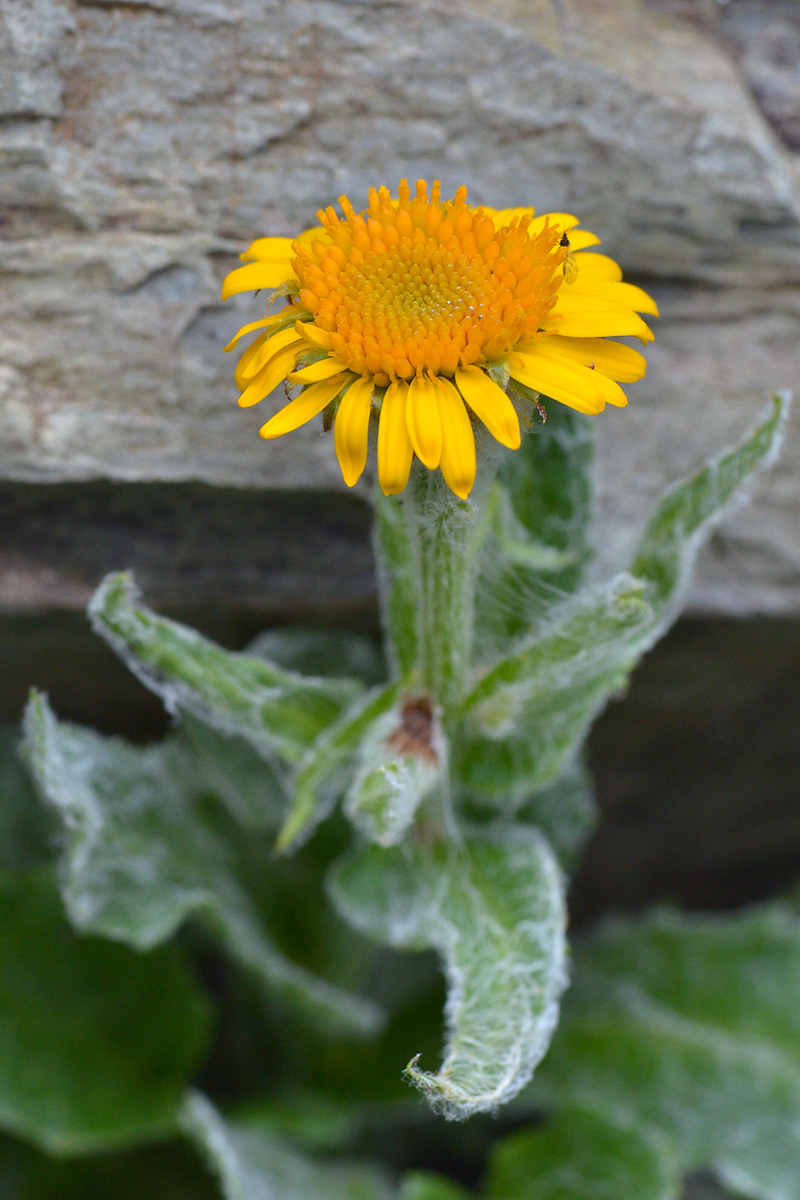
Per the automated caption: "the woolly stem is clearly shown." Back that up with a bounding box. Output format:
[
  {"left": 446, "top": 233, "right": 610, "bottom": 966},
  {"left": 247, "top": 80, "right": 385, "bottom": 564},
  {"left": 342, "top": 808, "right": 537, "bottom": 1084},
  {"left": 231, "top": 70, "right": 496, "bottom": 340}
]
[{"left": 374, "top": 451, "right": 501, "bottom": 710}]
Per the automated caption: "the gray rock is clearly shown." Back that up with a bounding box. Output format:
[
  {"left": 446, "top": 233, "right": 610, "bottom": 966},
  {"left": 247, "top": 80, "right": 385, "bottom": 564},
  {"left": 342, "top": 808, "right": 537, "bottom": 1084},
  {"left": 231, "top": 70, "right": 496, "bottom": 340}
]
[{"left": 0, "top": 0, "right": 798, "bottom": 610}]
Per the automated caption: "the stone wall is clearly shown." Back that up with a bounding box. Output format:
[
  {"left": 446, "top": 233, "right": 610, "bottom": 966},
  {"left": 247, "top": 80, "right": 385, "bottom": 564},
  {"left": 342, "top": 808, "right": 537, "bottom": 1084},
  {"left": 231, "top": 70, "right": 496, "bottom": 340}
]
[
  {"left": 2, "top": 0, "right": 800, "bottom": 925},
  {"left": 1, "top": 0, "right": 798, "bottom": 615}
]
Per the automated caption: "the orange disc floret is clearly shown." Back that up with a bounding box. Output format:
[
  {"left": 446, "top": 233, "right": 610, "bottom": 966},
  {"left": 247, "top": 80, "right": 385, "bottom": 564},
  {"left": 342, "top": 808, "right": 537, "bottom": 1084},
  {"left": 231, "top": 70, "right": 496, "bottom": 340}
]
[{"left": 289, "top": 179, "right": 564, "bottom": 384}]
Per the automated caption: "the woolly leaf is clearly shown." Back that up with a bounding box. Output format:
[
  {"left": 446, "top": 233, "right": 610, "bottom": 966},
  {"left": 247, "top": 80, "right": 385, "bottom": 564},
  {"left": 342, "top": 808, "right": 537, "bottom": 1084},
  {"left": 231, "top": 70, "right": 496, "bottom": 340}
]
[
  {"left": 23, "top": 693, "right": 382, "bottom": 1039},
  {"left": 180, "top": 1091, "right": 390, "bottom": 1200},
  {"left": 276, "top": 682, "right": 401, "bottom": 853},
  {"left": 344, "top": 695, "right": 440, "bottom": 847},
  {"left": 328, "top": 825, "right": 566, "bottom": 1118},
  {"left": 88, "top": 573, "right": 362, "bottom": 765},
  {"left": 0, "top": 867, "right": 210, "bottom": 1154},
  {"left": 633, "top": 393, "right": 788, "bottom": 620},
  {"left": 487, "top": 1109, "right": 677, "bottom": 1200},
  {"left": 528, "top": 905, "right": 800, "bottom": 1200},
  {"left": 454, "top": 575, "right": 652, "bottom": 803},
  {"left": 456, "top": 396, "right": 788, "bottom": 805}
]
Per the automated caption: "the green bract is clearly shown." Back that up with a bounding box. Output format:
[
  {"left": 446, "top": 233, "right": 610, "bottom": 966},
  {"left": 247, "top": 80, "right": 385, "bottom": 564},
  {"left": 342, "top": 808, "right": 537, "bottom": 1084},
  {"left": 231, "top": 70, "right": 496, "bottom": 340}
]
[{"left": 1, "top": 393, "right": 791, "bottom": 1198}]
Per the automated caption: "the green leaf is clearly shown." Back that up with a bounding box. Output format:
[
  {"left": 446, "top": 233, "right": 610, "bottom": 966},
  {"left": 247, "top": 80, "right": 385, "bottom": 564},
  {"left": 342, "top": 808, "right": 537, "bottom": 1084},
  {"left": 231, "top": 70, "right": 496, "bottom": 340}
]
[
  {"left": 276, "top": 682, "right": 401, "bottom": 853},
  {"left": 23, "top": 693, "right": 382, "bottom": 1039},
  {"left": 328, "top": 825, "right": 566, "bottom": 1118},
  {"left": 632, "top": 394, "right": 789, "bottom": 620},
  {"left": 88, "top": 573, "right": 362, "bottom": 765},
  {"left": 0, "top": 726, "right": 52, "bottom": 869},
  {"left": 180, "top": 1091, "right": 390, "bottom": 1200},
  {"left": 511, "top": 756, "right": 597, "bottom": 871},
  {"left": 475, "top": 405, "right": 594, "bottom": 655},
  {"left": 179, "top": 715, "right": 288, "bottom": 832},
  {"left": 246, "top": 627, "right": 385, "bottom": 687},
  {"left": 373, "top": 490, "right": 420, "bottom": 683},
  {"left": 344, "top": 696, "right": 441, "bottom": 847},
  {"left": 527, "top": 905, "right": 800, "bottom": 1200},
  {"left": 0, "top": 1134, "right": 220, "bottom": 1200},
  {"left": 454, "top": 575, "right": 653, "bottom": 803},
  {"left": 0, "top": 867, "right": 210, "bottom": 1155},
  {"left": 487, "top": 485, "right": 580, "bottom": 572},
  {"left": 487, "top": 1109, "right": 678, "bottom": 1200},
  {"left": 399, "top": 1171, "right": 472, "bottom": 1200}
]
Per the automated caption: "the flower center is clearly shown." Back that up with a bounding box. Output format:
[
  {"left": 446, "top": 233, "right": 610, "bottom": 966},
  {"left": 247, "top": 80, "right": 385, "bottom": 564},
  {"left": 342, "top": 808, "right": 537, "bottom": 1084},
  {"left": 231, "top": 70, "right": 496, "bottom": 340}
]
[{"left": 292, "top": 180, "right": 565, "bottom": 387}]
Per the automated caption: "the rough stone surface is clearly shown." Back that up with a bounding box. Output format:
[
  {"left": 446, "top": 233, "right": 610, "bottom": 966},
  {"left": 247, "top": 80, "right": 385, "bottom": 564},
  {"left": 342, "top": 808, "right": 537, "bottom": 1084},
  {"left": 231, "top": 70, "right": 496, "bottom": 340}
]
[{"left": 1, "top": 0, "right": 799, "bottom": 611}]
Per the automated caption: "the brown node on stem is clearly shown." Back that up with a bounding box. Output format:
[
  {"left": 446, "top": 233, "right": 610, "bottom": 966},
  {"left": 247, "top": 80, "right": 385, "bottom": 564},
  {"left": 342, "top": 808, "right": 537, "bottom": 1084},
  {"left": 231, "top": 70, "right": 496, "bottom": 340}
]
[{"left": 388, "top": 695, "right": 438, "bottom": 764}]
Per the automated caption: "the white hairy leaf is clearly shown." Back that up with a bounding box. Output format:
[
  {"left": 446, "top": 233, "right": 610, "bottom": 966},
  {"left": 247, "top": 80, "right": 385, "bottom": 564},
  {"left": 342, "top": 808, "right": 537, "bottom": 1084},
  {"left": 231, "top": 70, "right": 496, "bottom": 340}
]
[
  {"left": 88, "top": 573, "right": 362, "bottom": 765},
  {"left": 328, "top": 825, "right": 567, "bottom": 1118},
  {"left": 23, "top": 693, "right": 382, "bottom": 1039}
]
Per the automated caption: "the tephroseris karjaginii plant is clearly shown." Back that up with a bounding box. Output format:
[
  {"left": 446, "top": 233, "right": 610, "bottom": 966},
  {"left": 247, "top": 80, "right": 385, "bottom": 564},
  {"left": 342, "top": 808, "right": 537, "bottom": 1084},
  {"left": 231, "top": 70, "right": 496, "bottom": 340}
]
[
  {"left": 8, "top": 176, "right": 798, "bottom": 1199},
  {"left": 14, "top": 386, "right": 790, "bottom": 1199}
]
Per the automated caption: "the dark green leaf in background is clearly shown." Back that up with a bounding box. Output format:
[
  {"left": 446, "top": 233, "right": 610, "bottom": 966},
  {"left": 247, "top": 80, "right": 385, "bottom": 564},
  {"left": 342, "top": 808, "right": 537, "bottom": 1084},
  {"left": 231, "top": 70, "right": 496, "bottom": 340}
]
[
  {"left": 0, "top": 867, "right": 210, "bottom": 1155},
  {"left": 399, "top": 1171, "right": 473, "bottom": 1200},
  {"left": 246, "top": 627, "right": 385, "bottom": 688},
  {"left": 0, "top": 729, "right": 52, "bottom": 870},
  {"left": 488, "top": 1109, "right": 677, "bottom": 1200},
  {"left": 500, "top": 904, "right": 800, "bottom": 1200}
]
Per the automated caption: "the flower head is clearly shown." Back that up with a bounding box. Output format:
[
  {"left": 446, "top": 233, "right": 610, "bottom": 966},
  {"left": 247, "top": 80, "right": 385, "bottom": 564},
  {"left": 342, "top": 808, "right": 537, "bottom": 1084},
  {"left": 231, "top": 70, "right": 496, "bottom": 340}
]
[{"left": 222, "top": 180, "right": 657, "bottom": 499}]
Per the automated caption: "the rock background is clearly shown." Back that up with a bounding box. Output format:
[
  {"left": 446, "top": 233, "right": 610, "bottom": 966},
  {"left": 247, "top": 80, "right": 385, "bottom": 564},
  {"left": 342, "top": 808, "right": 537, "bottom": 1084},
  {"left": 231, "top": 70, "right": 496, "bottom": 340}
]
[
  {"left": 1, "top": 0, "right": 800, "bottom": 932},
  {"left": 1, "top": 0, "right": 799, "bottom": 614}
]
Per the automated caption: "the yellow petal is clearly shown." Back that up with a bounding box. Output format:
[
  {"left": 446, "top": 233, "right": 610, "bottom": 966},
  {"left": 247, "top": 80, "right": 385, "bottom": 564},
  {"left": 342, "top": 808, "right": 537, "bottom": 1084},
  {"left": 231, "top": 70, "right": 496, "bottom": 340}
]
[
  {"left": 406, "top": 375, "right": 442, "bottom": 469},
  {"left": 566, "top": 230, "right": 601, "bottom": 250},
  {"left": 295, "top": 321, "right": 332, "bottom": 349},
  {"left": 527, "top": 212, "right": 580, "bottom": 237},
  {"left": 433, "top": 376, "right": 476, "bottom": 500},
  {"left": 260, "top": 374, "right": 348, "bottom": 439},
  {"left": 569, "top": 280, "right": 659, "bottom": 316},
  {"left": 236, "top": 334, "right": 268, "bottom": 389},
  {"left": 454, "top": 366, "right": 521, "bottom": 450},
  {"left": 239, "top": 236, "right": 295, "bottom": 263},
  {"left": 295, "top": 225, "right": 328, "bottom": 246},
  {"left": 570, "top": 253, "right": 623, "bottom": 282},
  {"left": 334, "top": 377, "right": 374, "bottom": 487},
  {"left": 509, "top": 346, "right": 606, "bottom": 415},
  {"left": 542, "top": 335, "right": 647, "bottom": 383},
  {"left": 377, "top": 381, "right": 413, "bottom": 495},
  {"left": 224, "top": 313, "right": 287, "bottom": 352},
  {"left": 237, "top": 326, "right": 305, "bottom": 384},
  {"left": 530, "top": 342, "right": 629, "bottom": 408},
  {"left": 289, "top": 356, "right": 350, "bottom": 385},
  {"left": 489, "top": 206, "right": 535, "bottom": 228},
  {"left": 543, "top": 295, "right": 654, "bottom": 343},
  {"left": 592, "top": 371, "right": 628, "bottom": 408},
  {"left": 238, "top": 343, "right": 303, "bottom": 408},
  {"left": 221, "top": 261, "right": 297, "bottom": 302}
]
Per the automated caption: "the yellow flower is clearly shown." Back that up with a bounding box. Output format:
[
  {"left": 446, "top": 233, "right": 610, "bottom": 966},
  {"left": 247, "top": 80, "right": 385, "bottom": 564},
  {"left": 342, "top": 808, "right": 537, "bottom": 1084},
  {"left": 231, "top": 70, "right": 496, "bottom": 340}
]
[{"left": 222, "top": 180, "right": 657, "bottom": 499}]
